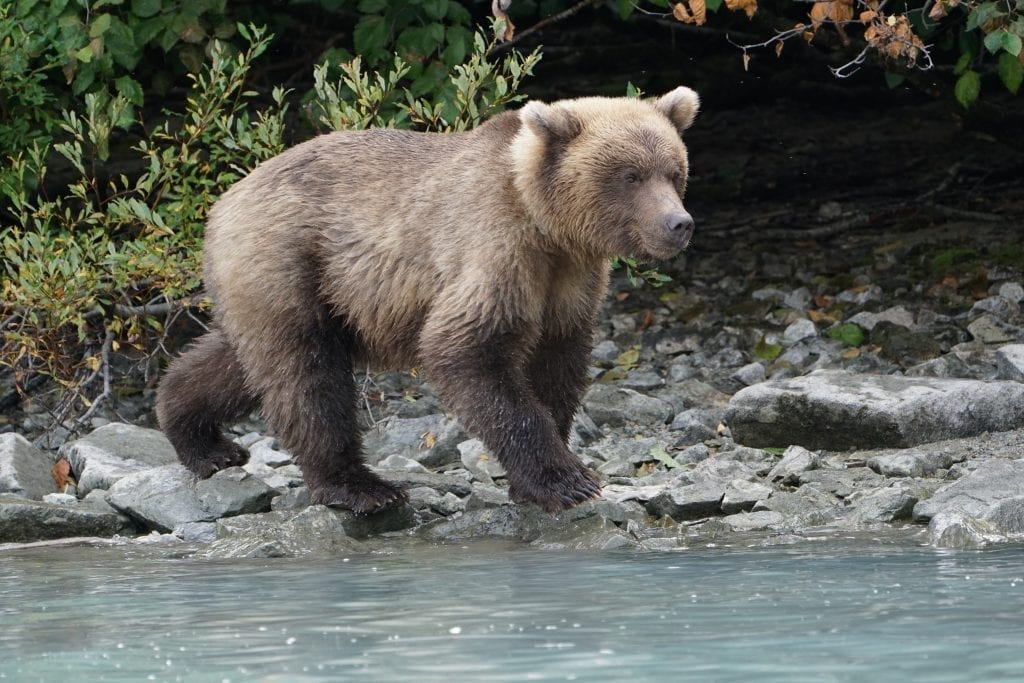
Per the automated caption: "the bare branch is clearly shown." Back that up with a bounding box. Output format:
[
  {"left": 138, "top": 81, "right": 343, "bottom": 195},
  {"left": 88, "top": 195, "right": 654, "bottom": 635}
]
[{"left": 488, "top": 0, "right": 602, "bottom": 56}]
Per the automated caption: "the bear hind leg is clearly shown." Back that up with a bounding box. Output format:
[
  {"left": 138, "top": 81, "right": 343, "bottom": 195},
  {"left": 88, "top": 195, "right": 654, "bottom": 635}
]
[
  {"left": 242, "top": 321, "right": 406, "bottom": 514},
  {"left": 156, "top": 329, "right": 258, "bottom": 478}
]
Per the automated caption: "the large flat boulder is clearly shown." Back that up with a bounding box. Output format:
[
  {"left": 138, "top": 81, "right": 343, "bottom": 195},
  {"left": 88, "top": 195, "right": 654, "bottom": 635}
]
[
  {"left": 59, "top": 423, "right": 179, "bottom": 495},
  {"left": 0, "top": 495, "right": 128, "bottom": 543},
  {"left": 725, "top": 370, "right": 1024, "bottom": 450}
]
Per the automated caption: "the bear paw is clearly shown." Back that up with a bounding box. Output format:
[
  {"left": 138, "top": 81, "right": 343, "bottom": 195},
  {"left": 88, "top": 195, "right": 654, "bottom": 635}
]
[
  {"left": 310, "top": 472, "right": 408, "bottom": 514},
  {"left": 509, "top": 461, "right": 602, "bottom": 513},
  {"left": 185, "top": 440, "right": 250, "bottom": 479}
]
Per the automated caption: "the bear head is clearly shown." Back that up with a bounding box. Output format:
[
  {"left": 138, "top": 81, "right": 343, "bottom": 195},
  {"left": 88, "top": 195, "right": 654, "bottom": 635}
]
[{"left": 512, "top": 87, "right": 700, "bottom": 261}]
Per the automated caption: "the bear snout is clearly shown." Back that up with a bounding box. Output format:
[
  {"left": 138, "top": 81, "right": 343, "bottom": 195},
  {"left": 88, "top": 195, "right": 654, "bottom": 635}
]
[{"left": 665, "top": 211, "right": 695, "bottom": 245}]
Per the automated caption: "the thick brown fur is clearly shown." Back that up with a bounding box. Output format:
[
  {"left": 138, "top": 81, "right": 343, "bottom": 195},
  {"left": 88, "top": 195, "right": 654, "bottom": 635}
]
[{"left": 156, "top": 87, "right": 700, "bottom": 513}]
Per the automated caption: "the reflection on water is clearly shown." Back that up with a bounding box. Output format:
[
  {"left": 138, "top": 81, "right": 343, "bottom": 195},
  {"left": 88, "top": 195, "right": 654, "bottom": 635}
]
[{"left": 2, "top": 536, "right": 1024, "bottom": 682}]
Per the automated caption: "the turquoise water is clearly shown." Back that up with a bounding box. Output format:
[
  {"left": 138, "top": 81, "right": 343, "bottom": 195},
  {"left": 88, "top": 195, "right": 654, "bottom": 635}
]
[{"left": 2, "top": 535, "right": 1023, "bottom": 682}]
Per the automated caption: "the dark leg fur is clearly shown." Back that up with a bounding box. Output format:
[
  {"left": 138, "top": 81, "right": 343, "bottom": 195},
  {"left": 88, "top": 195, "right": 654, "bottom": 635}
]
[
  {"left": 237, "top": 319, "right": 406, "bottom": 513},
  {"left": 156, "top": 329, "right": 259, "bottom": 478},
  {"left": 427, "top": 330, "right": 600, "bottom": 513},
  {"left": 526, "top": 326, "right": 594, "bottom": 444}
]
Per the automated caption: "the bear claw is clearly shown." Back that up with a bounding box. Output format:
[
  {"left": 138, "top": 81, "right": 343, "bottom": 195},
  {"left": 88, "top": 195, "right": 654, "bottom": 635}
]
[
  {"left": 509, "top": 463, "right": 602, "bottom": 513},
  {"left": 311, "top": 473, "right": 408, "bottom": 514},
  {"left": 186, "top": 441, "right": 250, "bottom": 479}
]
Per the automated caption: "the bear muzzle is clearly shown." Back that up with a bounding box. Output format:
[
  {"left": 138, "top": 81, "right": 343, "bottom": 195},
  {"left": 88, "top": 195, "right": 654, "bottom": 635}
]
[{"left": 641, "top": 210, "right": 694, "bottom": 259}]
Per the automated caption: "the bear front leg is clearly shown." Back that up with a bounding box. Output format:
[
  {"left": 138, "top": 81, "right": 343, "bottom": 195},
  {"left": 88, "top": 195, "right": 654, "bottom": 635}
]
[
  {"left": 526, "top": 324, "right": 595, "bottom": 444},
  {"left": 424, "top": 329, "right": 601, "bottom": 512}
]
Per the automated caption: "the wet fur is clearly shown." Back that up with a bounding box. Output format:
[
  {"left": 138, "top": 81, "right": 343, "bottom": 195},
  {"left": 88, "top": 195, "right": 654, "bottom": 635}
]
[{"left": 157, "top": 89, "right": 699, "bottom": 513}]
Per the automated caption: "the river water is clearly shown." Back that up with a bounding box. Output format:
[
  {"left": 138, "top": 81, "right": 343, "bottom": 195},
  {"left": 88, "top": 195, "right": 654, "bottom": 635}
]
[{"left": 2, "top": 533, "right": 1023, "bottom": 682}]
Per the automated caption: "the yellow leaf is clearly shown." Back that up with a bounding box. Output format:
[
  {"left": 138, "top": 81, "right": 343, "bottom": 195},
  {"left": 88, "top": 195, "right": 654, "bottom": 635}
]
[
  {"left": 742, "top": 52, "right": 751, "bottom": 70},
  {"left": 673, "top": 3, "right": 695, "bottom": 23},
  {"left": 690, "top": 0, "right": 708, "bottom": 25},
  {"left": 724, "top": 0, "right": 758, "bottom": 18},
  {"left": 775, "top": 41, "right": 784, "bottom": 57}
]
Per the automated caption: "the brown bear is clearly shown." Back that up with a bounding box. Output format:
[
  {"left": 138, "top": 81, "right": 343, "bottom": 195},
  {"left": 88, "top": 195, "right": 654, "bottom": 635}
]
[{"left": 156, "top": 87, "right": 700, "bottom": 513}]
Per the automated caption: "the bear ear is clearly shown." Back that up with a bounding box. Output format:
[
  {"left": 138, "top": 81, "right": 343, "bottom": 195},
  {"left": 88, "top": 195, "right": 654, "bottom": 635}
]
[
  {"left": 653, "top": 86, "right": 700, "bottom": 133},
  {"left": 520, "top": 101, "right": 583, "bottom": 142}
]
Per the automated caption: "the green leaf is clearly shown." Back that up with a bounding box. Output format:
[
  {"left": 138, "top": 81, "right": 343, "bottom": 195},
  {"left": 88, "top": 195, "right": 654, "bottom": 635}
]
[
  {"left": 998, "top": 51, "right": 1024, "bottom": 93},
  {"left": 649, "top": 445, "right": 681, "bottom": 470},
  {"left": 984, "top": 29, "right": 1005, "bottom": 54},
  {"left": 75, "top": 45, "right": 94, "bottom": 63},
  {"left": 954, "top": 70, "right": 981, "bottom": 108},
  {"left": 354, "top": 15, "right": 389, "bottom": 61},
  {"left": 115, "top": 75, "right": 144, "bottom": 106},
  {"left": 967, "top": 2, "right": 1004, "bottom": 31},
  {"left": 618, "top": 0, "right": 635, "bottom": 19},
  {"left": 131, "top": 0, "right": 161, "bottom": 18},
  {"left": 626, "top": 81, "right": 640, "bottom": 98},
  {"left": 89, "top": 13, "right": 112, "bottom": 38},
  {"left": 753, "top": 336, "right": 782, "bottom": 361},
  {"left": 884, "top": 71, "right": 905, "bottom": 89},
  {"left": 953, "top": 51, "right": 972, "bottom": 75},
  {"left": 705, "top": 0, "right": 724, "bottom": 9},
  {"left": 616, "top": 346, "right": 640, "bottom": 369},
  {"left": 1002, "top": 31, "right": 1022, "bottom": 56},
  {"left": 826, "top": 323, "right": 865, "bottom": 347},
  {"left": 422, "top": 0, "right": 449, "bottom": 20}
]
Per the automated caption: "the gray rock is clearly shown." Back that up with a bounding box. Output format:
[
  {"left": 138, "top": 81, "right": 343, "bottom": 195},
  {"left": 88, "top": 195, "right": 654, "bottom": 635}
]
[
  {"left": 377, "top": 454, "right": 430, "bottom": 473},
  {"left": 0, "top": 494, "right": 129, "bottom": 543},
  {"left": 867, "top": 449, "right": 960, "bottom": 478},
  {"left": 107, "top": 465, "right": 213, "bottom": 532},
  {"left": 999, "top": 282, "right": 1024, "bottom": 304},
  {"left": 532, "top": 515, "right": 638, "bottom": 551},
  {"left": 783, "top": 287, "right": 812, "bottom": 311},
  {"left": 981, "top": 496, "right": 1024, "bottom": 535},
  {"left": 684, "top": 457, "right": 759, "bottom": 485},
  {"left": 796, "top": 467, "right": 885, "bottom": 499},
  {"left": 995, "top": 344, "right": 1024, "bottom": 382},
  {"left": 782, "top": 318, "right": 817, "bottom": 345},
  {"left": 913, "top": 459, "right": 1024, "bottom": 523},
  {"left": 720, "top": 479, "right": 774, "bottom": 514},
  {"left": 596, "top": 458, "right": 635, "bottom": 477},
  {"left": 675, "top": 443, "right": 711, "bottom": 465},
  {"left": 194, "top": 466, "right": 276, "bottom": 518},
  {"left": 591, "top": 340, "right": 620, "bottom": 362},
  {"left": 723, "top": 510, "right": 785, "bottom": 531},
  {"left": 421, "top": 500, "right": 602, "bottom": 542},
  {"left": 431, "top": 491, "right": 467, "bottom": 516},
  {"left": 726, "top": 370, "right": 1024, "bottom": 450},
  {"left": 458, "top": 439, "right": 506, "bottom": 484},
  {"left": 0, "top": 433, "right": 57, "bottom": 500},
  {"left": 174, "top": 521, "right": 218, "bottom": 543},
  {"left": 464, "top": 482, "right": 509, "bottom": 510},
  {"left": 362, "top": 414, "right": 466, "bottom": 468},
  {"left": 967, "top": 314, "right": 1016, "bottom": 344},
  {"left": 620, "top": 371, "right": 665, "bottom": 390},
  {"left": 753, "top": 485, "right": 841, "bottom": 526},
  {"left": 971, "top": 295, "right": 1019, "bottom": 321},
  {"left": 206, "top": 506, "right": 366, "bottom": 558},
  {"left": 645, "top": 482, "right": 725, "bottom": 520},
  {"left": 572, "top": 411, "right": 603, "bottom": 446},
  {"left": 246, "top": 438, "right": 292, "bottom": 467},
  {"left": 767, "top": 445, "right": 820, "bottom": 483},
  {"left": 583, "top": 385, "right": 674, "bottom": 427},
  {"left": 669, "top": 408, "right": 719, "bottom": 445},
  {"left": 732, "top": 362, "right": 766, "bottom": 386},
  {"left": 41, "top": 493, "right": 78, "bottom": 506},
  {"left": 270, "top": 486, "right": 311, "bottom": 511},
  {"left": 927, "top": 510, "right": 1005, "bottom": 549},
  {"left": 847, "top": 486, "right": 918, "bottom": 524},
  {"left": 59, "top": 423, "right": 179, "bottom": 496},
  {"left": 847, "top": 306, "right": 915, "bottom": 332},
  {"left": 666, "top": 379, "right": 732, "bottom": 409},
  {"left": 373, "top": 470, "right": 473, "bottom": 497}
]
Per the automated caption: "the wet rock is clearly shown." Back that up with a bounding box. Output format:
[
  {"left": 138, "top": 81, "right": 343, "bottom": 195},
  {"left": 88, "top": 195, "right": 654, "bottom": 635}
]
[
  {"left": 0, "top": 433, "right": 57, "bottom": 500},
  {"left": 59, "top": 423, "right": 179, "bottom": 496},
  {"left": 206, "top": 506, "right": 367, "bottom": 558},
  {"left": 995, "top": 344, "right": 1024, "bottom": 382},
  {"left": 420, "top": 502, "right": 598, "bottom": 542},
  {"left": 644, "top": 482, "right": 725, "bottom": 521},
  {"left": 720, "top": 479, "right": 774, "bottom": 514},
  {"left": 767, "top": 445, "right": 819, "bottom": 484},
  {"left": 867, "top": 449, "right": 960, "bottom": 478},
  {"left": 723, "top": 510, "right": 784, "bottom": 531},
  {"left": 464, "top": 482, "right": 509, "bottom": 510},
  {"left": 362, "top": 414, "right": 466, "bottom": 468},
  {"left": 458, "top": 439, "right": 505, "bottom": 484},
  {"left": 377, "top": 454, "right": 430, "bottom": 472},
  {"left": 971, "top": 295, "right": 1019, "bottom": 321},
  {"left": 376, "top": 470, "right": 473, "bottom": 497},
  {"left": 583, "top": 385, "right": 674, "bottom": 427},
  {"left": 753, "top": 485, "right": 841, "bottom": 526},
  {"left": 42, "top": 493, "right": 77, "bottom": 505},
  {"left": 846, "top": 486, "right": 918, "bottom": 524},
  {"left": 174, "top": 521, "right": 218, "bottom": 543},
  {"left": 194, "top": 466, "right": 276, "bottom": 517},
  {"left": 913, "top": 458, "right": 1024, "bottom": 523},
  {"left": 0, "top": 494, "right": 129, "bottom": 543},
  {"left": 532, "top": 515, "right": 638, "bottom": 551},
  {"left": 270, "top": 486, "right": 311, "bottom": 511},
  {"left": 726, "top": 370, "right": 1024, "bottom": 450},
  {"left": 927, "top": 510, "right": 1005, "bottom": 549},
  {"left": 684, "top": 457, "right": 759, "bottom": 485}
]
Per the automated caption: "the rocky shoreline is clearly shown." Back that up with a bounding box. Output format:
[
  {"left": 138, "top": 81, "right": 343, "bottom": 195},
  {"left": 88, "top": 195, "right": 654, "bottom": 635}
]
[{"left": 3, "top": 219, "right": 1024, "bottom": 556}]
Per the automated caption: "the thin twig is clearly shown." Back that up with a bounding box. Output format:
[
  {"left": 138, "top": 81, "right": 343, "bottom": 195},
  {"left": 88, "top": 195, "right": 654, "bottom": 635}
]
[
  {"left": 488, "top": 0, "right": 602, "bottom": 56},
  {"left": 68, "top": 330, "right": 116, "bottom": 436}
]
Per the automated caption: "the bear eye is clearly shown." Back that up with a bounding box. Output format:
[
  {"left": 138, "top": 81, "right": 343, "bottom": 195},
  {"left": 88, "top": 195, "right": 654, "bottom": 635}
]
[
  {"left": 671, "top": 169, "right": 683, "bottom": 183},
  {"left": 624, "top": 171, "right": 640, "bottom": 184}
]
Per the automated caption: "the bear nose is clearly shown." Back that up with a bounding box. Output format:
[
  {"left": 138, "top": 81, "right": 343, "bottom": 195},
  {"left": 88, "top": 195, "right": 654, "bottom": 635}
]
[{"left": 666, "top": 211, "right": 694, "bottom": 242}]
